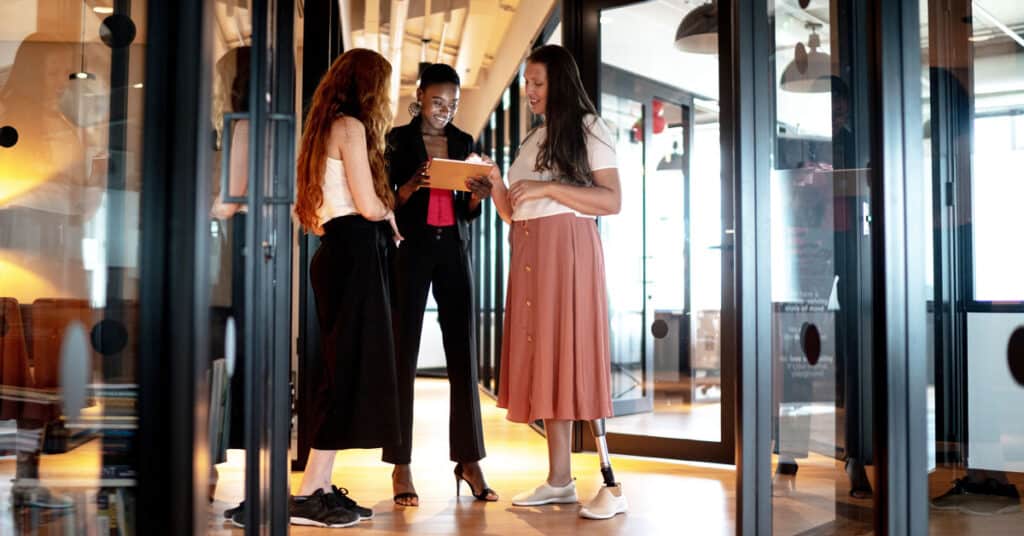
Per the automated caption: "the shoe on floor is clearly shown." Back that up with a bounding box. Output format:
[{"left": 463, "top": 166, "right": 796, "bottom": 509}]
[
  {"left": 289, "top": 489, "right": 360, "bottom": 528},
  {"left": 579, "top": 484, "right": 628, "bottom": 520},
  {"left": 931, "top": 478, "right": 1022, "bottom": 515},
  {"left": 330, "top": 485, "right": 373, "bottom": 520},
  {"left": 224, "top": 501, "right": 245, "bottom": 528},
  {"left": 511, "top": 480, "right": 578, "bottom": 506}
]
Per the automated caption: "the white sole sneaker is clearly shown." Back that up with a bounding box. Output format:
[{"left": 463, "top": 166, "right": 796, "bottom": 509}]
[
  {"left": 511, "top": 481, "right": 579, "bottom": 506},
  {"left": 579, "top": 484, "right": 628, "bottom": 520},
  {"left": 512, "top": 495, "right": 580, "bottom": 507},
  {"left": 289, "top": 516, "right": 361, "bottom": 528}
]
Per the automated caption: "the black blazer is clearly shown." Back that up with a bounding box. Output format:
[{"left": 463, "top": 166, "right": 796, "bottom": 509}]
[{"left": 386, "top": 115, "right": 481, "bottom": 243}]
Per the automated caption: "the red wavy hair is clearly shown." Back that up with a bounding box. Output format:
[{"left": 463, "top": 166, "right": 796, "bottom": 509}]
[{"left": 295, "top": 48, "right": 394, "bottom": 234}]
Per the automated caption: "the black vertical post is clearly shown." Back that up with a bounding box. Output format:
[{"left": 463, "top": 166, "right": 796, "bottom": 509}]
[
  {"left": 560, "top": 0, "right": 600, "bottom": 105},
  {"left": 870, "top": 0, "right": 929, "bottom": 532},
  {"left": 137, "top": 0, "right": 212, "bottom": 533},
  {"left": 481, "top": 122, "right": 494, "bottom": 387},
  {"left": 269, "top": 0, "right": 296, "bottom": 532},
  {"left": 491, "top": 96, "right": 506, "bottom": 394},
  {"left": 928, "top": 0, "right": 973, "bottom": 467},
  {"left": 243, "top": 0, "right": 268, "bottom": 528},
  {"left": 103, "top": 0, "right": 131, "bottom": 307},
  {"left": 100, "top": 0, "right": 133, "bottom": 478},
  {"left": 295, "top": 0, "right": 343, "bottom": 472},
  {"left": 681, "top": 103, "right": 693, "bottom": 378},
  {"left": 473, "top": 135, "right": 484, "bottom": 387},
  {"left": 723, "top": 0, "right": 774, "bottom": 532}
]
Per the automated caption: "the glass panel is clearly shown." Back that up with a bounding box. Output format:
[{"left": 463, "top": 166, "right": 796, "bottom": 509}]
[
  {"left": 768, "top": 0, "right": 877, "bottom": 532},
  {"left": 687, "top": 111, "right": 723, "bottom": 442},
  {"left": 0, "top": 1, "right": 147, "bottom": 531},
  {"left": 972, "top": 113, "right": 1024, "bottom": 301},
  {"left": 599, "top": 92, "right": 647, "bottom": 408},
  {"left": 206, "top": 0, "right": 255, "bottom": 529},
  {"left": 598, "top": 1, "right": 725, "bottom": 445},
  {"left": 918, "top": 0, "right": 1024, "bottom": 532}
]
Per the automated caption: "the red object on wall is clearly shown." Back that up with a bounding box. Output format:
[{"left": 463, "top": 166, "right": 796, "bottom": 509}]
[
  {"left": 652, "top": 99, "right": 666, "bottom": 134},
  {"left": 630, "top": 99, "right": 669, "bottom": 143}
]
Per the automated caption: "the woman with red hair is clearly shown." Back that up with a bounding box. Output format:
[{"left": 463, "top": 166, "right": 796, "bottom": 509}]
[{"left": 288, "top": 48, "right": 403, "bottom": 529}]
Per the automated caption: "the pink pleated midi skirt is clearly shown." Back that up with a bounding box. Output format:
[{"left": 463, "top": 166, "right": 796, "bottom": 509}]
[{"left": 497, "top": 213, "right": 614, "bottom": 423}]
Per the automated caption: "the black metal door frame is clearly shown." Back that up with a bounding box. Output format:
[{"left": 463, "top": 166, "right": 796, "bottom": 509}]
[
  {"left": 231, "top": 0, "right": 297, "bottom": 533},
  {"left": 562, "top": 0, "right": 736, "bottom": 466},
  {"left": 727, "top": 0, "right": 929, "bottom": 533},
  {"left": 137, "top": 0, "right": 214, "bottom": 533}
]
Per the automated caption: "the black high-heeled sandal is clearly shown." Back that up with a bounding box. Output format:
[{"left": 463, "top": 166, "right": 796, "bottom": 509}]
[
  {"left": 454, "top": 463, "right": 498, "bottom": 502},
  {"left": 392, "top": 468, "right": 419, "bottom": 507}
]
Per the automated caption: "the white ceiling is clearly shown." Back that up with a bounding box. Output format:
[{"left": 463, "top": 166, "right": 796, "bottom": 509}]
[{"left": 600, "top": 0, "right": 1023, "bottom": 135}]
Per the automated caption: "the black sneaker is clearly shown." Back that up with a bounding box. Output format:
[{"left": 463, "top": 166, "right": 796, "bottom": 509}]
[
  {"left": 330, "top": 485, "right": 373, "bottom": 521},
  {"left": 931, "top": 477, "right": 1022, "bottom": 515},
  {"left": 289, "top": 489, "right": 359, "bottom": 528},
  {"left": 224, "top": 501, "right": 245, "bottom": 528}
]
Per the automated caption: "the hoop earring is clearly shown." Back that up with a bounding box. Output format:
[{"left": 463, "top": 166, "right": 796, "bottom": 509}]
[{"left": 408, "top": 100, "right": 422, "bottom": 117}]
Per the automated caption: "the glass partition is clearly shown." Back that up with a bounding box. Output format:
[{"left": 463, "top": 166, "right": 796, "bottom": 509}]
[{"left": 0, "top": 1, "right": 148, "bottom": 531}]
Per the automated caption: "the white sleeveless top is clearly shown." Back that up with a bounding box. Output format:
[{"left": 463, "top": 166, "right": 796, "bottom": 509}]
[
  {"left": 316, "top": 157, "right": 359, "bottom": 225},
  {"left": 507, "top": 114, "right": 618, "bottom": 221}
]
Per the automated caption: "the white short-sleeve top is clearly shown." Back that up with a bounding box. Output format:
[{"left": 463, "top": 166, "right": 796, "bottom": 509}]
[{"left": 507, "top": 114, "right": 617, "bottom": 222}]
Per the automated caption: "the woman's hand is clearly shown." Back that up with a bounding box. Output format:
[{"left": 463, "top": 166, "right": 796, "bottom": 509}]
[
  {"left": 396, "top": 161, "right": 431, "bottom": 206},
  {"left": 470, "top": 153, "right": 502, "bottom": 183},
  {"left": 386, "top": 210, "right": 404, "bottom": 245},
  {"left": 469, "top": 152, "right": 512, "bottom": 223},
  {"left": 466, "top": 176, "right": 492, "bottom": 201},
  {"left": 508, "top": 180, "right": 549, "bottom": 209}
]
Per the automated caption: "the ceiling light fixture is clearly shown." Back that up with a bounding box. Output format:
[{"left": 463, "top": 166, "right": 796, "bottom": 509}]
[
  {"left": 69, "top": 1, "right": 95, "bottom": 80},
  {"left": 674, "top": 0, "right": 718, "bottom": 55},
  {"left": 779, "top": 22, "right": 831, "bottom": 93}
]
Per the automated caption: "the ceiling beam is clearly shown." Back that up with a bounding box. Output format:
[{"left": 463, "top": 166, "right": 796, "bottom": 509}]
[
  {"left": 389, "top": 0, "right": 410, "bottom": 115},
  {"left": 365, "top": 0, "right": 381, "bottom": 51},
  {"left": 453, "top": 0, "right": 497, "bottom": 88}
]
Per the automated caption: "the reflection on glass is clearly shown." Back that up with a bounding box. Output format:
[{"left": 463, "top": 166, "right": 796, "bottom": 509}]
[
  {"left": 0, "top": 2, "right": 144, "bottom": 532},
  {"left": 921, "top": 0, "right": 1024, "bottom": 531},
  {"left": 769, "top": 0, "right": 876, "bottom": 533},
  {"left": 600, "top": 93, "right": 645, "bottom": 405},
  {"left": 598, "top": 1, "right": 724, "bottom": 446},
  {"left": 207, "top": 34, "right": 252, "bottom": 530}
]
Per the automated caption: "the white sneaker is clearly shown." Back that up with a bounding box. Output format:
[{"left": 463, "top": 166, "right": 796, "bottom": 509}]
[
  {"left": 511, "top": 480, "right": 578, "bottom": 506},
  {"left": 579, "top": 484, "right": 628, "bottom": 520}
]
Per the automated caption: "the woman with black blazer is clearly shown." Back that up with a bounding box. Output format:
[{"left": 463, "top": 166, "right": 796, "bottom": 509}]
[{"left": 384, "top": 63, "right": 497, "bottom": 506}]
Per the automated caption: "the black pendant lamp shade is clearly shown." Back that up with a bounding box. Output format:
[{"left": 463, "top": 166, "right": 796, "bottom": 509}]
[{"left": 674, "top": 1, "right": 718, "bottom": 55}]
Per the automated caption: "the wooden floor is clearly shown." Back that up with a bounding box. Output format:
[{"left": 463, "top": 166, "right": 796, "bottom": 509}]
[
  {"left": 209, "top": 378, "right": 737, "bottom": 535},
  {"left": 2, "top": 378, "right": 1021, "bottom": 534}
]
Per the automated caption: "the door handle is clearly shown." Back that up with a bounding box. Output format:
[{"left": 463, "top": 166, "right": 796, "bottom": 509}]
[
  {"left": 220, "top": 113, "right": 249, "bottom": 204},
  {"left": 264, "top": 113, "right": 296, "bottom": 205}
]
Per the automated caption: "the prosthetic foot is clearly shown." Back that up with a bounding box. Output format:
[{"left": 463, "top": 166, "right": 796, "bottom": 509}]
[{"left": 579, "top": 419, "right": 628, "bottom": 520}]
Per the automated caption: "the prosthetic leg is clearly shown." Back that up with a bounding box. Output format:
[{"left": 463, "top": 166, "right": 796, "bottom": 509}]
[
  {"left": 590, "top": 419, "right": 617, "bottom": 487},
  {"left": 579, "top": 418, "right": 628, "bottom": 520}
]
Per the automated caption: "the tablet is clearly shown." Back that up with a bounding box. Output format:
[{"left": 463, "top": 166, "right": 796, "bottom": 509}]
[{"left": 425, "top": 158, "right": 493, "bottom": 192}]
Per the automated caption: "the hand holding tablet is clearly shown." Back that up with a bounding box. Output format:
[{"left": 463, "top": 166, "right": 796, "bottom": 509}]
[{"left": 424, "top": 157, "right": 494, "bottom": 192}]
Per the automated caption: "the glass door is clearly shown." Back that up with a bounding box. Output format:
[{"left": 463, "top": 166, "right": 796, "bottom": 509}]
[
  {"left": 915, "top": 0, "right": 1024, "bottom": 532},
  {"left": 205, "top": 0, "right": 297, "bottom": 532},
  {"left": 764, "top": 0, "right": 879, "bottom": 532},
  {"left": 0, "top": 1, "right": 150, "bottom": 532},
  {"left": 577, "top": 0, "right": 734, "bottom": 464}
]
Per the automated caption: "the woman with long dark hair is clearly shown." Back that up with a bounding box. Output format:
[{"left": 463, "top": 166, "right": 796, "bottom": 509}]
[
  {"left": 481, "top": 44, "right": 628, "bottom": 520},
  {"left": 289, "top": 48, "right": 403, "bottom": 529},
  {"left": 384, "top": 63, "right": 496, "bottom": 506}
]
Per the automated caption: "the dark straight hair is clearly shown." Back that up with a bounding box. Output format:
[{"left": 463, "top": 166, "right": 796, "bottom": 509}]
[{"left": 526, "top": 44, "right": 600, "bottom": 186}]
